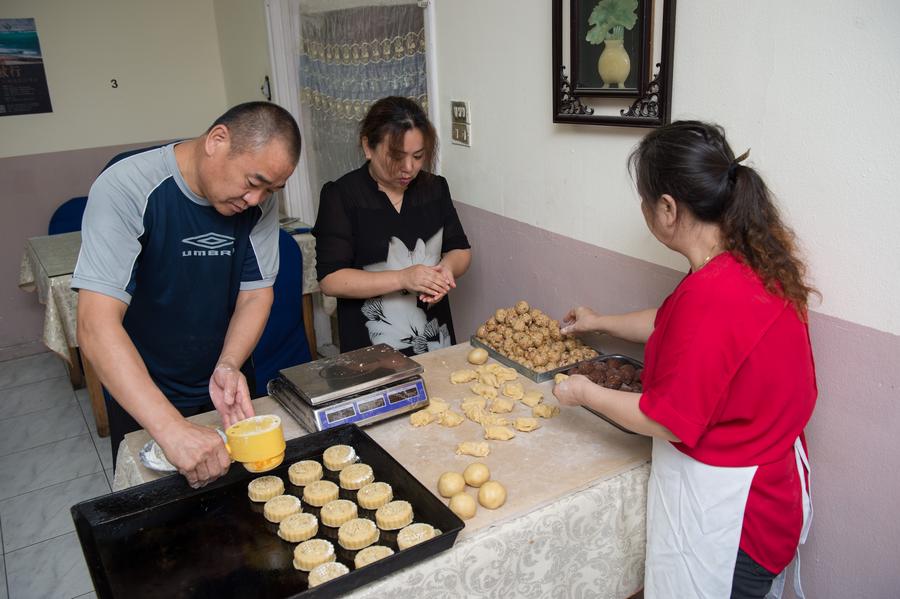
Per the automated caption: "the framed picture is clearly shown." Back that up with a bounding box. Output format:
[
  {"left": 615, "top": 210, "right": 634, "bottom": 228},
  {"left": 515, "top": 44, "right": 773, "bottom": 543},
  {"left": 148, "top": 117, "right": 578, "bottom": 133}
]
[
  {"left": 552, "top": 0, "right": 677, "bottom": 128},
  {"left": 570, "top": 0, "right": 652, "bottom": 97}
]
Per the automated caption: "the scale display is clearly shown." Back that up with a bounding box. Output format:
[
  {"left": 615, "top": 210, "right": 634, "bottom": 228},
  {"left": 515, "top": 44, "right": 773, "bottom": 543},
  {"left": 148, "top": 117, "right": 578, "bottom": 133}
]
[{"left": 307, "top": 378, "right": 427, "bottom": 431}]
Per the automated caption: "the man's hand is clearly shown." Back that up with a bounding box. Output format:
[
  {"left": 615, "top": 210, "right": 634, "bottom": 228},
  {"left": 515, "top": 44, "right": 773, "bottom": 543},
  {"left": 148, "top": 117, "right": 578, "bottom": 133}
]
[
  {"left": 553, "top": 374, "right": 591, "bottom": 407},
  {"left": 209, "top": 363, "right": 255, "bottom": 429},
  {"left": 156, "top": 419, "right": 232, "bottom": 488}
]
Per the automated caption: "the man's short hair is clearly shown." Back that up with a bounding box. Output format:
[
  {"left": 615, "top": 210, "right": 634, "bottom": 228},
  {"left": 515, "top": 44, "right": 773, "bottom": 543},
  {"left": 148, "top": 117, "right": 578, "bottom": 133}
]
[{"left": 208, "top": 102, "right": 302, "bottom": 164}]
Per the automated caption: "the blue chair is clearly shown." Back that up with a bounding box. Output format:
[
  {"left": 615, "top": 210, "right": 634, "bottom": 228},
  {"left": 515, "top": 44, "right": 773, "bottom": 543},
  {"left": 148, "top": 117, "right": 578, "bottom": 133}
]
[
  {"left": 252, "top": 229, "right": 313, "bottom": 397},
  {"left": 48, "top": 196, "right": 88, "bottom": 235}
]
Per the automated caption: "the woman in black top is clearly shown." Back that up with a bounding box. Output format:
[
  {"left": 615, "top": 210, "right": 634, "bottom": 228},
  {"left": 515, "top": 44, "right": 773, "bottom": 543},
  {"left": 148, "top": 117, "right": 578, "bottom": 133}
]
[{"left": 313, "top": 97, "right": 472, "bottom": 356}]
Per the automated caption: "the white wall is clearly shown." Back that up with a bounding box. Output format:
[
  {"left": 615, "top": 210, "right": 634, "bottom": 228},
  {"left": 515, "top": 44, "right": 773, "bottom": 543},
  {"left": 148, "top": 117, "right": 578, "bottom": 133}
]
[
  {"left": 213, "top": 0, "right": 271, "bottom": 106},
  {"left": 0, "top": 0, "right": 228, "bottom": 159},
  {"left": 434, "top": 0, "right": 900, "bottom": 336}
]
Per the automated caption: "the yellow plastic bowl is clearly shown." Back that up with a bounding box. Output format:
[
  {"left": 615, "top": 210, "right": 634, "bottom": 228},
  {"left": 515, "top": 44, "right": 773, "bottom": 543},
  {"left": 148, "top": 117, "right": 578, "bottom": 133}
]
[{"left": 225, "top": 415, "right": 286, "bottom": 472}]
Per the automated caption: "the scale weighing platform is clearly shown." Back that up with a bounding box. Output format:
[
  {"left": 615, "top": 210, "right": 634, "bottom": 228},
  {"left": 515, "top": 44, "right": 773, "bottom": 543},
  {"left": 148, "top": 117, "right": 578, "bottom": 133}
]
[{"left": 268, "top": 343, "right": 429, "bottom": 432}]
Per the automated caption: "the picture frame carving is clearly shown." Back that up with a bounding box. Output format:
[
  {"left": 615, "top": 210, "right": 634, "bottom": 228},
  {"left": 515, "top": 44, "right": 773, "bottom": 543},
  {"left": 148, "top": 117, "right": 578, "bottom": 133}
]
[{"left": 553, "top": 0, "right": 677, "bottom": 128}]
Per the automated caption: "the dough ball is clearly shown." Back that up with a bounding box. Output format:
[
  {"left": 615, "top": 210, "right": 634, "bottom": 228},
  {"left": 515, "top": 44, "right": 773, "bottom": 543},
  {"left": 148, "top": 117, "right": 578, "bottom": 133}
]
[
  {"left": 478, "top": 480, "right": 507, "bottom": 509},
  {"left": 449, "top": 493, "right": 477, "bottom": 520},
  {"left": 463, "top": 462, "right": 491, "bottom": 488},
  {"left": 468, "top": 347, "right": 489, "bottom": 365},
  {"left": 437, "top": 472, "right": 466, "bottom": 498}
]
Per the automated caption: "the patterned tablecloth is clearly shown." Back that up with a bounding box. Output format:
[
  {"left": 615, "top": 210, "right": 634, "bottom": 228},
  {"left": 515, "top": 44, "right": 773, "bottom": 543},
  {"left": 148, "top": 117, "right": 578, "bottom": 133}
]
[
  {"left": 19, "top": 231, "right": 319, "bottom": 362},
  {"left": 114, "top": 343, "right": 650, "bottom": 598},
  {"left": 18, "top": 232, "right": 81, "bottom": 362}
]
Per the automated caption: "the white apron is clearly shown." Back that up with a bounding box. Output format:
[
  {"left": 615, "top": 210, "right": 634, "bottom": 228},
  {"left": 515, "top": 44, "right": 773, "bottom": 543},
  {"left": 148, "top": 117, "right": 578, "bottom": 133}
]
[{"left": 645, "top": 437, "right": 812, "bottom": 599}]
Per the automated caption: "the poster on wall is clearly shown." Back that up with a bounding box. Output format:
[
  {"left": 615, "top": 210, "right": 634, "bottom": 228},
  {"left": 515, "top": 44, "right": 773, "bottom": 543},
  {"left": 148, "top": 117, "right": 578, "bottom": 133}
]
[{"left": 0, "top": 18, "right": 52, "bottom": 117}]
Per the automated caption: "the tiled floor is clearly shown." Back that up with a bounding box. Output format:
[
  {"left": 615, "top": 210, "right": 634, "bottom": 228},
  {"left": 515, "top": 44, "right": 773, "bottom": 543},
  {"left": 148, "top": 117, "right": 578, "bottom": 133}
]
[{"left": 0, "top": 352, "right": 109, "bottom": 599}]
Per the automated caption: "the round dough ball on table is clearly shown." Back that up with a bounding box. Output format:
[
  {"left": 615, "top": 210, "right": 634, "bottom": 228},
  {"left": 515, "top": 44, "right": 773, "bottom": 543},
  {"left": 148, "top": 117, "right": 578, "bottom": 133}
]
[
  {"left": 478, "top": 480, "right": 508, "bottom": 509},
  {"left": 463, "top": 462, "right": 491, "bottom": 487},
  {"left": 467, "top": 347, "right": 489, "bottom": 365},
  {"left": 449, "top": 492, "right": 477, "bottom": 520},
  {"left": 437, "top": 472, "right": 466, "bottom": 498}
]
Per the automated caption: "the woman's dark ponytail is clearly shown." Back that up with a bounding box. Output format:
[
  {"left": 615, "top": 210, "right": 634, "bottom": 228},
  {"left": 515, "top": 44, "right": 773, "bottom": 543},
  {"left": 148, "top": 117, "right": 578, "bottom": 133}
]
[{"left": 629, "top": 121, "right": 817, "bottom": 317}]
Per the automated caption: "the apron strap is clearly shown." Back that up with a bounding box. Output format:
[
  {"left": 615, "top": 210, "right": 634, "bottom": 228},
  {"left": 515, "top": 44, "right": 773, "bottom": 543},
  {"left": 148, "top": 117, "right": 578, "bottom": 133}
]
[{"left": 766, "top": 437, "right": 813, "bottom": 599}]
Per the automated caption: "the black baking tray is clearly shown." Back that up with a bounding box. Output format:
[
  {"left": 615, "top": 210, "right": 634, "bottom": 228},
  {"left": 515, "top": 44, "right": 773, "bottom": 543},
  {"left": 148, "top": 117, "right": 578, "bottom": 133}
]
[
  {"left": 71, "top": 424, "right": 464, "bottom": 598},
  {"left": 568, "top": 354, "right": 644, "bottom": 435}
]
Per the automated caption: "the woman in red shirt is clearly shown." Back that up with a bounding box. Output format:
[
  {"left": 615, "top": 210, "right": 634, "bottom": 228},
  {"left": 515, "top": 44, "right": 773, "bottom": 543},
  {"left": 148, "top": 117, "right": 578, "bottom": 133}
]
[{"left": 554, "top": 121, "right": 817, "bottom": 599}]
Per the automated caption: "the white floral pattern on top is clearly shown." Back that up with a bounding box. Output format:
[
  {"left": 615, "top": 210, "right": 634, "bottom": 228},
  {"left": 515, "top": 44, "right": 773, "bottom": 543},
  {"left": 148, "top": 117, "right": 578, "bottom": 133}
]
[{"left": 362, "top": 229, "right": 451, "bottom": 354}]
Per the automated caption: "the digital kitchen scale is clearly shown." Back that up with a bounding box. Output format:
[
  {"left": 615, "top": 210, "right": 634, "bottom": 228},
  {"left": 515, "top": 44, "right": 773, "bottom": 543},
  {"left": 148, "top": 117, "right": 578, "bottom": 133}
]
[{"left": 267, "top": 343, "right": 429, "bottom": 432}]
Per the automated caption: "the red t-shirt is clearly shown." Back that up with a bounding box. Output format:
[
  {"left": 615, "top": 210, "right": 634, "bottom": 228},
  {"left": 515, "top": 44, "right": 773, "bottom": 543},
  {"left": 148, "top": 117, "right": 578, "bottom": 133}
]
[{"left": 639, "top": 252, "right": 817, "bottom": 573}]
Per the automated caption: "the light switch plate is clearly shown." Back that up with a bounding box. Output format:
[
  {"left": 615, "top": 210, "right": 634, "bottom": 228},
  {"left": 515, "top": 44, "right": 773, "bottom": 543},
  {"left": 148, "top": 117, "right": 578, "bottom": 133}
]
[{"left": 450, "top": 100, "right": 470, "bottom": 124}]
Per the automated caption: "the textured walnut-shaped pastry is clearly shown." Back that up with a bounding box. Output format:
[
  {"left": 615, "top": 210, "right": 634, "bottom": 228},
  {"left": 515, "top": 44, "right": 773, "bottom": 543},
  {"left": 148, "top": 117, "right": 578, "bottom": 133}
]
[
  {"left": 487, "top": 331, "right": 502, "bottom": 345},
  {"left": 530, "top": 307, "right": 544, "bottom": 318},
  {"left": 619, "top": 363, "right": 636, "bottom": 384},
  {"left": 514, "top": 332, "right": 531, "bottom": 348},
  {"left": 530, "top": 331, "right": 545, "bottom": 347},
  {"left": 563, "top": 339, "right": 578, "bottom": 351},
  {"left": 502, "top": 327, "right": 515, "bottom": 340},
  {"left": 485, "top": 318, "right": 497, "bottom": 332},
  {"left": 515, "top": 300, "right": 530, "bottom": 314},
  {"left": 532, "top": 352, "right": 548, "bottom": 367},
  {"left": 495, "top": 308, "right": 508, "bottom": 323},
  {"left": 519, "top": 312, "right": 532, "bottom": 326},
  {"left": 476, "top": 325, "right": 488, "bottom": 339},
  {"left": 533, "top": 314, "right": 550, "bottom": 328},
  {"left": 521, "top": 359, "right": 534, "bottom": 369},
  {"left": 605, "top": 372, "right": 623, "bottom": 389},
  {"left": 512, "top": 319, "right": 526, "bottom": 333}
]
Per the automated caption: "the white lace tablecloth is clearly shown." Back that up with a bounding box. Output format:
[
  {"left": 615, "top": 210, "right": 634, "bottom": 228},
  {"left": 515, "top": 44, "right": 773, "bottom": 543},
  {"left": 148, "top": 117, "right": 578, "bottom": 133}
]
[
  {"left": 347, "top": 462, "right": 649, "bottom": 599},
  {"left": 115, "top": 344, "right": 650, "bottom": 598},
  {"left": 19, "top": 232, "right": 319, "bottom": 363},
  {"left": 18, "top": 233, "right": 81, "bottom": 362}
]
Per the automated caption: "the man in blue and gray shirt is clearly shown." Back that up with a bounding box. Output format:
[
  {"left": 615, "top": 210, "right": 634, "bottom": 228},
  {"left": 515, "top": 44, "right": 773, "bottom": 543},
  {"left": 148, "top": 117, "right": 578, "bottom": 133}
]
[{"left": 72, "top": 102, "right": 301, "bottom": 488}]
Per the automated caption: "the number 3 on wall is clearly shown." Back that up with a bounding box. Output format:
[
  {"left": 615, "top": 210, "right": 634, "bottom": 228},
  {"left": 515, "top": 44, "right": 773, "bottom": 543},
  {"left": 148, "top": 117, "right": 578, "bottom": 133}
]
[{"left": 110, "top": 79, "right": 118, "bottom": 89}]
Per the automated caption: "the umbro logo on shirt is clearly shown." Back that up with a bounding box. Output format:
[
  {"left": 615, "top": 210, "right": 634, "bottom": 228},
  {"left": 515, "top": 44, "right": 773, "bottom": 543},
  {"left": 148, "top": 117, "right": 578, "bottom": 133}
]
[{"left": 182, "top": 233, "right": 234, "bottom": 257}]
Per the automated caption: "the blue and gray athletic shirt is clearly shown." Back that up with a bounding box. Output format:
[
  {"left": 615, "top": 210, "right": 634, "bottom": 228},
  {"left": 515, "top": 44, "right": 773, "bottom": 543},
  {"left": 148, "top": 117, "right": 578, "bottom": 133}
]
[{"left": 71, "top": 143, "right": 279, "bottom": 408}]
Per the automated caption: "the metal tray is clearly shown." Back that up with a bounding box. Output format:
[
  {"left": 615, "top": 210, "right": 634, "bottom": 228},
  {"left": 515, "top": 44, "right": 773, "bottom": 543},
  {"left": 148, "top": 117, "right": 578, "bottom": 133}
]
[
  {"left": 71, "top": 425, "right": 464, "bottom": 599},
  {"left": 469, "top": 336, "right": 595, "bottom": 383},
  {"left": 568, "top": 354, "right": 644, "bottom": 435}
]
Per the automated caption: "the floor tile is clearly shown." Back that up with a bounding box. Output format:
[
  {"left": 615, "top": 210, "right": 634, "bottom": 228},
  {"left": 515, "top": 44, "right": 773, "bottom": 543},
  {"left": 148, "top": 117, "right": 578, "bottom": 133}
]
[
  {"left": 0, "top": 377, "right": 77, "bottom": 420},
  {"left": 5, "top": 531, "right": 93, "bottom": 599},
  {"left": 0, "top": 353, "right": 67, "bottom": 391},
  {"left": 104, "top": 470, "right": 114, "bottom": 491},
  {"left": 0, "top": 473, "right": 109, "bottom": 552},
  {"left": 0, "top": 402, "right": 87, "bottom": 457},
  {"left": 0, "top": 436, "right": 102, "bottom": 501}
]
